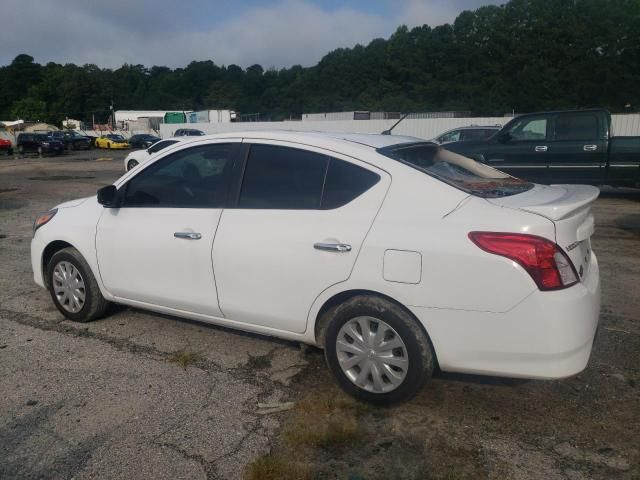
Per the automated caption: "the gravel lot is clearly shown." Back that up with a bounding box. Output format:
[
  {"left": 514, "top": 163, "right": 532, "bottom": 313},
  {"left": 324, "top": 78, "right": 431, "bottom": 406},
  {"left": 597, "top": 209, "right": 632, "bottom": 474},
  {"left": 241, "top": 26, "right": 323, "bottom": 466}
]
[{"left": 0, "top": 150, "right": 638, "bottom": 479}]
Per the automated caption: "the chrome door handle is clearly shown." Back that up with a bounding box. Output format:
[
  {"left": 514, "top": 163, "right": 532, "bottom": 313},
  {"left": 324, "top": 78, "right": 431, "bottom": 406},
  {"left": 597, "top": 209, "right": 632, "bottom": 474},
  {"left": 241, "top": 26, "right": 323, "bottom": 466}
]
[
  {"left": 534, "top": 146, "right": 548, "bottom": 152},
  {"left": 314, "top": 242, "right": 352, "bottom": 252},
  {"left": 583, "top": 144, "right": 597, "bottom": 151},
  {"left": 174, "top": 232, "right": 202, "bottom": 240}
]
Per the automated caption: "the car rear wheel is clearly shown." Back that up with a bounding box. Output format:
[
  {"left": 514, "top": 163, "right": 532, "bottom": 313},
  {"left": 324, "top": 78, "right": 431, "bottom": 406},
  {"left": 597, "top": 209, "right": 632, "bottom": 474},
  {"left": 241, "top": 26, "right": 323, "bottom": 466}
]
[
  {"left": 47, "top": 247, "right": 110, "bottom": 322},
  {"left": 127, "top": 159, "right": 139, "bottom": 171},
  {"left": 324, "top": 295, "right": 434, "bottom": 405}
]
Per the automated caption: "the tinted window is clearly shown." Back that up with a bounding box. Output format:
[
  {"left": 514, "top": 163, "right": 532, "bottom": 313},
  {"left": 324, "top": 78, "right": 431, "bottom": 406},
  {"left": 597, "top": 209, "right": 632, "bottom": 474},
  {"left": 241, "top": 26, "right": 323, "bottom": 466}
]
[
  {"left": 508, "top": 117, "right": 547, "bottom": 141},
  {"left": 461, "top": 129, "right": 497, "bottom": 141},
  {"left": 553, "top": 114, "right": 599, "bottom": 141},
  {"left": 321, "top": 159, "right": 380, "bottom": 209},
  {"left": 123, "top": 144, "right": 233, "bottom": 208},
  {"left": 437, "top": 130, "right": 461, "bottom": 143},
  {"left": 239, "top": 145, "right": 327, "bottom": 209},
  {"left": 148, "top": 139, "right": 178, "bottom": 154}
]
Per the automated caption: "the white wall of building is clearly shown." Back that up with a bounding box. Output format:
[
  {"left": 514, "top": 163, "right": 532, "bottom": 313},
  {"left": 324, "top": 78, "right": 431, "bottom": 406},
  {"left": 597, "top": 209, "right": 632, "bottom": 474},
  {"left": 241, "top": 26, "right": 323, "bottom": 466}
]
[{"left": 160, "top": 114, "right": 640, "bottom": 140}]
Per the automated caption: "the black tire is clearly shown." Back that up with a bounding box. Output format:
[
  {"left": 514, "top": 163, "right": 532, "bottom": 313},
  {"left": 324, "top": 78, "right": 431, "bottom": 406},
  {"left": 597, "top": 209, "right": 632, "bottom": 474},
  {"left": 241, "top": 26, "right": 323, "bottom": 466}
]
[
  {"left": 68, "top": 142, "right": 75, "bottom": 151},
  {"left": 127, "top": 159, "right": 139, "bottom": 171},
  {"left": 47, "top": 247, "right": 110, "bottom": 322},
  {"left": 324, "top": 295, "right": 434, "bottom": 405}
]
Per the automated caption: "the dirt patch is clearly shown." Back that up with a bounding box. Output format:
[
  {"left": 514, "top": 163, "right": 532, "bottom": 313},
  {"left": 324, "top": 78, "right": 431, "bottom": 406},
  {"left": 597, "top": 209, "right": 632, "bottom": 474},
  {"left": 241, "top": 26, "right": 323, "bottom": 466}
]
[{"left": 27, "top": 176, "right": 95, "bottom": 181}]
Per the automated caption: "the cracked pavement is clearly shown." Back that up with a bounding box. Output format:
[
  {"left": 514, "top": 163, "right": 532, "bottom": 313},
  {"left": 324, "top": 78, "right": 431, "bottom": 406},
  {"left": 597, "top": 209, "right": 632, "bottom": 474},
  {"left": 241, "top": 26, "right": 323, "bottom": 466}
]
[{"left": 0, "top": 152, "right": 308, "bottom": 479}]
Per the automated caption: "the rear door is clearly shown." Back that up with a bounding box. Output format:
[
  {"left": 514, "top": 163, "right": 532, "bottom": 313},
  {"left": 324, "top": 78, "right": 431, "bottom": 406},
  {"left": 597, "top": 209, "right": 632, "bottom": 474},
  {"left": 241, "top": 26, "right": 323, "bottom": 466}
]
[
  {"left": 484, "top": 115, "right": 550, "bottom": 183},
  {"left": 546, "top": 111, "right": 607, "bottom": 184},
  {"left": 212, "top": 141, "right": 389, "bottom": 333}
]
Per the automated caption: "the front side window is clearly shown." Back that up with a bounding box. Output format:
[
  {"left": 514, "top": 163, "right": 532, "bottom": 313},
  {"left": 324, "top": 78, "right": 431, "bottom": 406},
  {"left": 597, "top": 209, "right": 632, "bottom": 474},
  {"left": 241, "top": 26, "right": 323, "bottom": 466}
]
[
  {"left": 382, "top": 143, "right": 533, "bottom": 198},
  {"left": 508, "top": 117, "right": 548, "bottom": 141},
  {"left": 122, "top": 144, "right": 233, "bottom": 208}
]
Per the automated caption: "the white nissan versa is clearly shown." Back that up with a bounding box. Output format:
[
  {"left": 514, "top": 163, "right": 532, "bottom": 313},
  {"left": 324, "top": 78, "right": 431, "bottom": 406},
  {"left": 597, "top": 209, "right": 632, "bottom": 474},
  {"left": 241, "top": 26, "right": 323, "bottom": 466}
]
[{"left": 31, "top": 131, "right": 601, "bottom": 404}]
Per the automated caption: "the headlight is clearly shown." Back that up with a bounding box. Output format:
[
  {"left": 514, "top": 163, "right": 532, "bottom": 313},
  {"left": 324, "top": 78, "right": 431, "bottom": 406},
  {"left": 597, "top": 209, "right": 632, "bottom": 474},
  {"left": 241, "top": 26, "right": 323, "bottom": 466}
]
[{"left": 33, "top": 208, "right": 58, "bottom": 234}]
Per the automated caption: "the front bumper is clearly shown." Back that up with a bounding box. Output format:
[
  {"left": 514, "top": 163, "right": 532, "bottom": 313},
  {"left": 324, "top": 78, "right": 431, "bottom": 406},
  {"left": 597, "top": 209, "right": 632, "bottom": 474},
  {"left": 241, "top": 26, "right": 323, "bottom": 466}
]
[{"left": 410, "top": 251, "right": 601, "bottom": 379}]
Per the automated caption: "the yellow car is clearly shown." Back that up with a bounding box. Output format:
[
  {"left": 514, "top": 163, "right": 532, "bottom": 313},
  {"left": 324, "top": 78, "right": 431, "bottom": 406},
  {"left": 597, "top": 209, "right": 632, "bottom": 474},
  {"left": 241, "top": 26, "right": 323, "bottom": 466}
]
[{"left": 95, "top": 134, "right": 130, "bottom": 149}]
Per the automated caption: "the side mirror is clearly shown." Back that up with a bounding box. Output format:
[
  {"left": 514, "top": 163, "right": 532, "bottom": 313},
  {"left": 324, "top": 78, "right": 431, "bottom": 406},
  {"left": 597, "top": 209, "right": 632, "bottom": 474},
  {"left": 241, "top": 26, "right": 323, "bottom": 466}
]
[
  {"left": 497, "top": 132, "right": 512, "bottom": 143},
  {"left": 97, "top": 185, "right": 118, "bottom": 207}
]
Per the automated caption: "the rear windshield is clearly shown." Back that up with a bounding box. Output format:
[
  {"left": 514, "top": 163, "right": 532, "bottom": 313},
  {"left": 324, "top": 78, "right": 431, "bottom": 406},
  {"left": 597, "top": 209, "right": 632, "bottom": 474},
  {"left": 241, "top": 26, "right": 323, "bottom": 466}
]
[{"left": 378, "top": 142, "right": 533, "bottom": 198}]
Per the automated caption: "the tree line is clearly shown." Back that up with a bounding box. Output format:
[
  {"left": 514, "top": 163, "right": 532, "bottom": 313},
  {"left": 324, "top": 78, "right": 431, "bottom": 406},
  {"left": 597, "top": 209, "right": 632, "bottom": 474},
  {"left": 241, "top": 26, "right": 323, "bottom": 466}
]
[{"left": 1, "top": 0, "right": 638, "bottom": 125}]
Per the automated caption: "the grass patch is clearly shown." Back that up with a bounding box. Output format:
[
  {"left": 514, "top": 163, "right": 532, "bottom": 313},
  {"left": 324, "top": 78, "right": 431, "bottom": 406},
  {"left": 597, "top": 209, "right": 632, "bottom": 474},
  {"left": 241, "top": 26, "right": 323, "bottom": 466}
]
[
  {"left": 282, "top": 392, "right": 371, "bottom": 450},
  {"left": 245, "top": 453, "right": 314, "bottom": 480},
  {"left": 168, "top": 350, "right": 202, "bottom": 370}
]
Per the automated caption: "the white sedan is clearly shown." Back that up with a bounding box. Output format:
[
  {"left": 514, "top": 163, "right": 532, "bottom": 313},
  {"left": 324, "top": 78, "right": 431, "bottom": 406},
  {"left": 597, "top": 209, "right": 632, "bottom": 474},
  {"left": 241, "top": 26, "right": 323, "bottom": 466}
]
[
  {"left": 31, "top": 131, "right": 600, "bottom": 404},
  {"left": 123, "top": 137, "right": 183, "bottom": 171}
]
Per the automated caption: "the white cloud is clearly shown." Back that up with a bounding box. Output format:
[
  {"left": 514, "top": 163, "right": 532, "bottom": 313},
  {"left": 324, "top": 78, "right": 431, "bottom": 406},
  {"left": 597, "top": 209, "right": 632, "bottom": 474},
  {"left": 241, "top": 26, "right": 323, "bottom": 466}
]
[{"left": 0, "top": 0, "right": 501, "bottom": 69}]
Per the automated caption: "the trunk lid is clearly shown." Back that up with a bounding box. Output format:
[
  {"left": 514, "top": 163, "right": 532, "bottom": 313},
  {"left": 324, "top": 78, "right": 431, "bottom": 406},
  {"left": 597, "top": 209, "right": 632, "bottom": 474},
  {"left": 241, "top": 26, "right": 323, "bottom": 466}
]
[{"left": 487, "top": 184, "right": 599, "bottom": 282}]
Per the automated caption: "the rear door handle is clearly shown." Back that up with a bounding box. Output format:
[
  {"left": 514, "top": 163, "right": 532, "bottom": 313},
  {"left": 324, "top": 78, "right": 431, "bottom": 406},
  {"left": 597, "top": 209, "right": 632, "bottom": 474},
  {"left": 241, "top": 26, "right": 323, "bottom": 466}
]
[
  {"left": 314, "top": 242, "right": 352, "bottom": 252},
  {"left": 534, "top": 145, "right": 548, "bottom": 152},
  {"left": 174, "top": 232, "right": 202, "bottom": 240},
  {"left": 583, "top": 144, "right": 598, "bottom": 151}
]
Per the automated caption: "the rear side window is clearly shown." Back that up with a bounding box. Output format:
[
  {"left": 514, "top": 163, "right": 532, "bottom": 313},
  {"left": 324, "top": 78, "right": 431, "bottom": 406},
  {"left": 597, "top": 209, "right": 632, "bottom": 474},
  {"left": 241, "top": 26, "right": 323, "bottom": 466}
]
[
  {"left": 553, "top": 114, "right": 599, "bottom": 141},
  {"left": 321, "top": 159, "right": 380, "bottom": 209},
  {"left": 461, "top": 129, "right": 497, "bottom": 141},
  {"left": 238, "top": 145, "right": 380, "bottom": 210},
  {"left": 239, "top": 145, "right": 327, "bottom": 209}
]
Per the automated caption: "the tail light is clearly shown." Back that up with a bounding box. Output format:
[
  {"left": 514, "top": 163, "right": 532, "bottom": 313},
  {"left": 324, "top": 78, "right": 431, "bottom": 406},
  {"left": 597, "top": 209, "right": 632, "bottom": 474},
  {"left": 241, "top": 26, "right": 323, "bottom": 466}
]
[{"left": 468, "top": 232, "right": 578, "bottom": 291}]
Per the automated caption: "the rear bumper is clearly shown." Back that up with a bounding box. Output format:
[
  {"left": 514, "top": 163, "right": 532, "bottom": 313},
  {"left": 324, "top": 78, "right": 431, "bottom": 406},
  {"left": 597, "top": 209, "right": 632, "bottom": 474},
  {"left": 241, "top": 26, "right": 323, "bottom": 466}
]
[{"left": 410, "top": 252, "right": 601, "bottom": 379}]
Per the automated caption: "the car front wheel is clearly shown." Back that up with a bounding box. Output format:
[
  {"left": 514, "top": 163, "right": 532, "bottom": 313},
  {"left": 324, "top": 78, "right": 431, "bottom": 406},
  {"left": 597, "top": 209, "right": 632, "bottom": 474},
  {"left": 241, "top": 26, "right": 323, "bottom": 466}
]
[
  {"left": 324, "top": 295, "right": 435, "bottom": 405},
  {"left": 47, "top": 247, "right": 110, "bottom": 322}
]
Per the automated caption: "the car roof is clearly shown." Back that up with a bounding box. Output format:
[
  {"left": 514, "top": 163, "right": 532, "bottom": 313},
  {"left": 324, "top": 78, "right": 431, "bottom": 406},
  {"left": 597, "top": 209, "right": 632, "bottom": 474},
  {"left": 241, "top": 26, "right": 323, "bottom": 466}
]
[{"left": 191, "top": 130, "right": 424, "bottom": 150}]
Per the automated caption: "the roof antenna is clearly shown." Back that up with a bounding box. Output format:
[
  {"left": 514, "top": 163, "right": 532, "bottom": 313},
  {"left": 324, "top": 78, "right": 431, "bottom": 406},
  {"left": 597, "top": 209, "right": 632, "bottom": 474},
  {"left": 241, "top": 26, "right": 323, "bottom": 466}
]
[{"left": 381, "top": 112, "right": 410, "bottom": 135}]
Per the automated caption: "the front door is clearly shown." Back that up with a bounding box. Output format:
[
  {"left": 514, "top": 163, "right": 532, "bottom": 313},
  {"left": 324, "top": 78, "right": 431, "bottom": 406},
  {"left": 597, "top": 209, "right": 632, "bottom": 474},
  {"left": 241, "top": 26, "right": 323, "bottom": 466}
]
[
  {"left": 96, "top": 141, "right": 239, "bottom": 317},
  {"left": 484, "top": 115, "right": 551, "bottom": 183},
  {"left": 212, "top": 141, "right": 389, "bottom": 333}
]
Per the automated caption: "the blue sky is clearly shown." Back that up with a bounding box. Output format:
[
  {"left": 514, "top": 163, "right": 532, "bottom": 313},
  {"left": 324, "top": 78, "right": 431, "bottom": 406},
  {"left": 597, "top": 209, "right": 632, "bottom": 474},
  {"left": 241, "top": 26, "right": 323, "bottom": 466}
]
[{"left": 0, "top": 0, "right": 501, "bottom": 69}]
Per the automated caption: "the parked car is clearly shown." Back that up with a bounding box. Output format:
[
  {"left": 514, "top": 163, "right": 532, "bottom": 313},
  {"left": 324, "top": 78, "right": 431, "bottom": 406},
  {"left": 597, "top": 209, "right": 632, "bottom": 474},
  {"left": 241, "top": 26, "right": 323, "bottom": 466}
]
[
  {"left": 444, "top": 108, "right": 640, "bottom": 186},
  {"left": 95, "top": 134, "right": 130, "bottom": 149},
  {"left": 174, "top": 128, "right": 205, "bottom": 137},
  {"left": 123, "top": 138, "right": 182, "bottom": 171},
  {"left": 17, "top": 133, "right": 64, "bottom": 155},
  {"left": 0, "top": 137, "right": 13, "bottom": 155},
  {"left": 433, "top": 125, "right": 501, "bottom": 144},
  {"left": 31, "top": 131, "right": 600, "bottom": 404},
  {"left": 129, "top": 134, "right": 161, "bottom": 149},
  {"left": 46, "top": 131, "right": 92, "bottom": 150}
]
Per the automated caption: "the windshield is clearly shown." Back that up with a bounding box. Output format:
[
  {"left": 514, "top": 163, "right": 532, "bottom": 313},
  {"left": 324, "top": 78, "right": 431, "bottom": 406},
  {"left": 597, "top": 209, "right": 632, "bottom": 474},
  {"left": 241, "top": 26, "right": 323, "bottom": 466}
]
[
  {"left": 378, "top": 142, "right": 533, "bottom": 198},
  {"left": 107, "top": 135, "right": 125, "bottom": 141}
]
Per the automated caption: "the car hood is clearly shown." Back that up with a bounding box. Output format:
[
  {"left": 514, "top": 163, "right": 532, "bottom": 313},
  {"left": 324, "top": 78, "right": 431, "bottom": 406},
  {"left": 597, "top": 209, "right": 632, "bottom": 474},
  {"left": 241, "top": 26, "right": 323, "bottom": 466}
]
[{"left": 55, "top": 196, "right": 91, "bottom": 209}]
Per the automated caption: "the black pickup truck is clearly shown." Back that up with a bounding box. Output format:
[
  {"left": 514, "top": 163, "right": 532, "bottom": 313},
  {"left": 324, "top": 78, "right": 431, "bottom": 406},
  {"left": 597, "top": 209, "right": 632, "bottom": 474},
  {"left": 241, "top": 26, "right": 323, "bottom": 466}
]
[{"left": 444, "top": 109, "right": 640, "bottom": 187}]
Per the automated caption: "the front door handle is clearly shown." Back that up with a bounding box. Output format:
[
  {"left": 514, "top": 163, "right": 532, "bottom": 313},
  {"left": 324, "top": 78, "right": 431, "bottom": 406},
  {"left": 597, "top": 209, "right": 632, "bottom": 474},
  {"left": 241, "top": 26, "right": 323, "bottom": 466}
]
[
  {"left": 174, "top": 232, "right": 202, "bottom": 240},
  {"left": 583, "top": 144, "right": 598, "bottom": 151},
  {"left": 314, "top": 242, "right": 352, "bottom": 252},
  {"left": 534, "top": 145, "right": 548, "bottom": 152}
]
